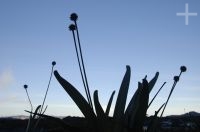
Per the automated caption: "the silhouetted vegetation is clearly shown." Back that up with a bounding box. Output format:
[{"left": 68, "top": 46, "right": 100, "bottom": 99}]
[
  {"left": 16, "top": 13, "right": 192, "bottom": 132},
  {"left": 1, "top": 113, "right": 200, "bottom": 132}
]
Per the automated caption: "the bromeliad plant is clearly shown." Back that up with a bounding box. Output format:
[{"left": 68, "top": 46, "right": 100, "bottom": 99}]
[
  {"left": 54, "top": 66, "right": 159, "bottom": 132},
  {"left": 52, "top": 13, "right": 187, "bottom": 132},
  {"left": 24, "top": 13, "right": 187, "bottom": 132},
  {"left": 54, "top": 63, "right": 186, "bottom": 132}
]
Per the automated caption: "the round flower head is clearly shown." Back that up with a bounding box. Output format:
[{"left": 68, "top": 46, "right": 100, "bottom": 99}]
[
  {"left": 24, "top": 84, "right": 28, "bottom": 89},
  {"left": 69, "top": 24, "right": 76, "bottom": 31},
  {"left": 70, "top": 13, "right": 78, "bottom": 21},
  {"left": 52, "top": 61, "right": 56, "bottom": 66},
  {"left": 180, "top": 66, "right": 187, "bottom": 72},
  {"left": 174, "top": 76, "right": 179, "bottom": 82}
]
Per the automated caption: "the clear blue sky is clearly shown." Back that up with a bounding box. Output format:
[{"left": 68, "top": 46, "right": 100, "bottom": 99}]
[{"left": 0, "top": 0, "right": 200, "bottom": 117}]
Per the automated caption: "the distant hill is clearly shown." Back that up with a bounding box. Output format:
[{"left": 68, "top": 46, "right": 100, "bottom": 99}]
[
  {"left": 1, "top": 115, "right": 29, "bottom": 120},
  {"left": 1, "top": 111, "right": 200, "bottom": 119},
  {"left": 182, "top": 111, "right": 200, "bottom": 117},
  {"left": 166, "top": 111, "right": 200, "bottom": 118},
  {"left": 0, "top": 111, "right": 200, "bottom": 120}
]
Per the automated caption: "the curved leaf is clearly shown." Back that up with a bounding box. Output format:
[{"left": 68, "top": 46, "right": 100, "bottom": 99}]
[
  {"left": 105, "top": 91, "right": 115, "bottom": 116},
  {"left": 124, "top": 82, "right": 142, "bottom": 126},
  {"left": 93, "top": 90, "right": 106, "bottom": 119},
  {"left": 148, "top": 72, "right": 159, "bottom": 92},
  {"left": 124, "top": 79, "right": 149, "bottom": 130},
  {"left": 32, "top": 105, "right": 41, "bottom": 119},
  {"left": 113, "top": 65, "right": 131, "bottom": 120},
  {"left": 54, "top": 70, "right": 96, "bottom": 120},
  {"left": 130, "top": 79, "right": 149, "bottom": 129}
]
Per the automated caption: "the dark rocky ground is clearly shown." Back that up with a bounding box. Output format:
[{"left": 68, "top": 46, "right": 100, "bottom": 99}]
[{"left": 0, "top": 112, "right": 200, "bottom": 132}]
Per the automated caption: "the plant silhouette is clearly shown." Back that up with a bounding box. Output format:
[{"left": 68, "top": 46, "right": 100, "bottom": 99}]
[{"left": 24, "top": 13, "right": 187, "bottom": 132}]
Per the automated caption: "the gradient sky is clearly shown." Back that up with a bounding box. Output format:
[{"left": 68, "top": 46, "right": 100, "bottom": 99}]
[{"left": 0, "top": 0, "right": 200, "bottom": 117}]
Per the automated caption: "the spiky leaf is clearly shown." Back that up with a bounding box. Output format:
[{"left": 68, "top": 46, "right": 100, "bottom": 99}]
[
  {"left": 113, "top": 65, "right": 131, "bottom": 120},
  {"left": 130, "top": 79, "right": 149, "bottom": 130},
  {"left": 105, "top": 91, "right": 115, "bottom": 116},
  {"left": 148, "top": 72, "right": 159, "bottom": 92},
  {"left": 124, "top": 82, "right": 141, "bottom": 122},
  {"left": 54, "top": 70, "right": 96, "bottom": 120},
  {"left": 94, "top": 90, "right": 106, "bottom": 119}
]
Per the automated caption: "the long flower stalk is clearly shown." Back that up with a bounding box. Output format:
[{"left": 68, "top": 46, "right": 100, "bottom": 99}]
[
  {"left": 160, "top": 66, "right": 187, "bottom": 117},
  {"left": 40, "top": 61, "right": 56, "bottom": 114},
  {"left": 160, "top": 81, "right": 176, "bottom": 117},
  {"left": 70, "top": 13, "right": 93, "bottom": 109},
  {"left": 74, "top": 19, "right": 93, "bottom": 110},
  {"left": 33, "top": 61, "right": 56, "bottom": 131},
  {"left": 24, "top": 85, "right": 33, "bottom": 112},
  {"left": 148, "top": 82, "right": 166, "bottom": 108},
  {"left": 69, "top": 24, "right": 90, "bottom": 107},
  {"left": 24, "top": 84, "right": 33, "bottom": 132}
]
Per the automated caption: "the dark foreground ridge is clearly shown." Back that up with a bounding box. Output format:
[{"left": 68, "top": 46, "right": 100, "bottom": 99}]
[{"left": 0, "top": 111, "right": 200, "bottom": 132}]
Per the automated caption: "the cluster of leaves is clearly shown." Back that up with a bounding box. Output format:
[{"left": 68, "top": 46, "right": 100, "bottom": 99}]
[
  {"left": 54, "top": 65, "right": 161, "bottom": 132},
  {"left": 23, "top": 13, "right": 188, "bottom": 132},
  {"left": 24, "top": 63, "right": 187, "bottom": 132}
]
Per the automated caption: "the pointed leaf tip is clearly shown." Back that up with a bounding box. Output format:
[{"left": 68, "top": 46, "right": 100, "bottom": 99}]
[
  {"left": 54, "top": 70, "right": 58, "bottom": 76},
  {"left": 106, "top": 90, "right": 115, "bottom": 116},
  {"left": 148, "top": 72, "right": 159, "bottom": 92},
  {"left": 156, "top": 71, "right": 159, "bottom": 75},
  {"left": 93, "top": 90, "right": 106, "bottom": 118},
  {"left": 126, "top": 65, "right": 131, "bottom": 71},
  {"left": 54, "top": 70, "right": 96, "bottom": 120},
  {"left": 94, "top": 90, "right": 98, "bottom": 95},
  {"left": 113, "top": 65, "right": 131, "bottom": 120}
]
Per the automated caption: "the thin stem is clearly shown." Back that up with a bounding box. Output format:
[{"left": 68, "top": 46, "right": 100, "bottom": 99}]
[
  {"left": 26, "top": 114, "right": 32, "bottom": 132},
  {"left": 25, "top": 88, "right": 33, "bottom": 112},
  {"left": 71, "top": 30, "right": 90, "bottom": 105},
  {"left": 160, "top": 70, "right": 184, "bottom": 117},
  {"left": 25, "top": 88, "right": 33, "bottom": 132},
  {"left": 74, "top": 21, "right": 93, "bottom": 109},
  {"left": 33, "top": 105, "right": 48, "bottom": 130},
  {"left": 179, "top": 71, "right": 182, "bottom": 78},
  {"left": 40, "top": 65, "right": 54, "bottom": 114},
  {"left": 34, "top": 65, "right": 54, "bottom": 131},
  {"left": 160, "top": 81, "right": 176, "bottom": 117},
  {"left": 148, "top": 82, "right": 166, "bottom": 108}
]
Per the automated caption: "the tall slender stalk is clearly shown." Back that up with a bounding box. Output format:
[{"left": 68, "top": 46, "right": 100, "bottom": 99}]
[
  {"left": 69, "top": 24, "right": 90, "bottom": 106},
  {"left": 148, "top": 82, "right": 166, "bottom": 108},
  {"left": 75, "top": 21, "right": 93, "bottom": 109},
  {"left": 33, "top": 61, "right": 56, "bottom": 131},
  {"left": 24, "top": 84, "right": 33, "bottom": 132},
  {"left": 24, "top": 85, "right": 33, "bottom": 112},
  {"left": 40, "top": 61, "right": 56, "bottom": 114},
  {"left": 160, "top": 81, "right": 176, "bottom": 117},
  {"left": 69, "top": 13, "right": 93, "bottom": 109},
  {"left": 160, "top": 66, "right": 187, "bottom": 117}
]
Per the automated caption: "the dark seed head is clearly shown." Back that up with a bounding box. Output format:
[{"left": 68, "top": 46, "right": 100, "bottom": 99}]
[
  {"left": 70, "top": 13, "right": 78, "bottom": 21},
  {"left": 24, "top": 84, "right": 28, "bottom": 89},
  {"left": 69, "top": 24, "right": 76, "bottom": 31},
  {"left": 174, "top": 76, "right": 179, "bottom": 82},
  {"left": 52, "top": 61, "right": 56, "bottom": 66},
  {"left": 180, "top": 66, "right": 187, "bottom": 72}
]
